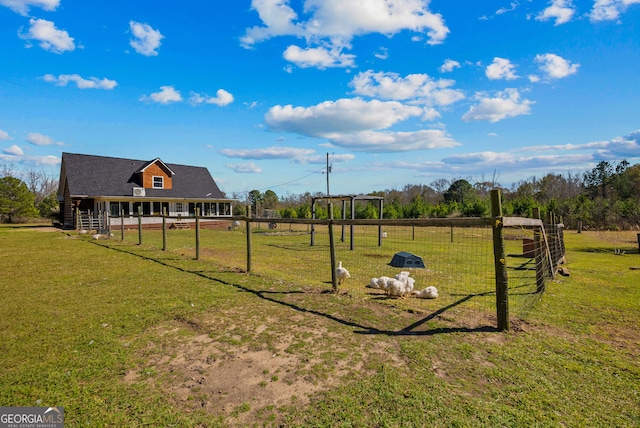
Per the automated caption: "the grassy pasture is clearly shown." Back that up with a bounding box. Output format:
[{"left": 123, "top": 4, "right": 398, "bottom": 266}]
[
  {"left": 0, "top": 225, "right": 638, "bottom": 426},
  {"left": 128, "top": 221, "right": 542, "bottom": 317}
]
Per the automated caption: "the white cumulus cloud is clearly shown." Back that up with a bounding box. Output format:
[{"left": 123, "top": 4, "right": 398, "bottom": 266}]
[
  {"left": 226, "top": 162, "right": 262, "bottom": 173},
  {"left": 590, "top": 0, "right": 640, "bottom": 21},
  {"left": 350, "top": 70, "right": 464, "bottom": 107},
  {"left": 439, "top": 59, "right": 460, "bottom": 73},
  {"left": 26, "top": 132, "right": 64, "bottom": 146},
  {"left": 462, "top": 89, "right": 534, "bottom": 123},
  {"left": 20, "top": 18, "right": 75, "bottom": 53},
  {"left": 325, "top": 129, "right": 459, "bottom": 152},
  {"left": 283, "top": 44, "right": 355, "bottom": 69},
  {"left": 242, "top": 0, "right": 449, "bottom": 68},
  {"left": 0, "top": 153, "right": 60, "bottom": 166},
  {"left": 3, "top": 145, "right": 23, "bottom": 156},
  {"left": 0, "top": 129, "right": 11, "bottom": 140},
  {"left": 43, "top": 74, "right": 117, "bottom": 90},
  {"left": 139, "top": 86, "right": 182, "bottom": 104},
  {"left": 265, "top": 97, "right": 459, "bottom": 152},
  {"left": 0, "top": 0, "right": 59, "bottom": 15},
  {"left": 190, "top": 89, "right": 235, "bottom": 106},
  {"left": 129, "top": 21, "right": 164, "bottom": 56},
  {"left": 535, "top": 53, "right": 579, "bottom": 79},
  {"left": 536, "top": 0, "right": 576, "bottom": 25},
  {"left": 486, "top": 57, "right": 518, "bottom": 80},
  {"left": 220, "top": 146, "right": 316, "bottom": 161},
  {"left": 266, "top": 98, "right": 423, "bottom": 137}
]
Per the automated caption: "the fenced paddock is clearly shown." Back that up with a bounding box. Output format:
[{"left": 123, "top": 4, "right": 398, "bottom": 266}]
[{"left": 106, "top": 191, "right": 565, "bottom": 331}]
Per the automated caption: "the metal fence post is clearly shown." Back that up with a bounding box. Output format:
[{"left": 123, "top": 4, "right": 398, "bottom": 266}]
[{"left": 533, "top": 207, "right": 545, "bottom": 294}]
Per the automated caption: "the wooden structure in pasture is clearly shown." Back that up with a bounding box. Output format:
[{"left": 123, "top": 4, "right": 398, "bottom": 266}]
[{"left": 310, "top": 194, "right": 384, "bottom": 248}]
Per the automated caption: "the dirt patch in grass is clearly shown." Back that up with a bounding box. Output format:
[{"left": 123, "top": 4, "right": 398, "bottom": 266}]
[
  {"left": 124, "top": 301, "right": 413, "bottom": 425},
  {"left": 122, "top": 280, "right": 525, "bottom": 426}
]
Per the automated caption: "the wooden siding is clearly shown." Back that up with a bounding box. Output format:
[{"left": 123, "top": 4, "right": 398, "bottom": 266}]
[
  {"left": 140, "top": 163, "right": 173, "bottom": 189},
  {"left": 62, "top": 180, "right": 74, "bottom": 228}
]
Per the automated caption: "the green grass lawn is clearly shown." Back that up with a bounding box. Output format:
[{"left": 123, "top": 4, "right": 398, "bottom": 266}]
[{"left": 0, "top": 225, "right": 638, "bottom": 427}]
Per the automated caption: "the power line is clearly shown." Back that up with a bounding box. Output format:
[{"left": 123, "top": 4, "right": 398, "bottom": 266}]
[{"left": 236, "top": 167, "right": 326, "bottom": 195}]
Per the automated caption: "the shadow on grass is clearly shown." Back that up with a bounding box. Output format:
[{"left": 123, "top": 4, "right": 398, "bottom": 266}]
[
  {"left": 573, "top": 246, "right": 640, "bottom": 255},
  {"left": 93, "top": 240, "right": 500, "bottom": 336}
]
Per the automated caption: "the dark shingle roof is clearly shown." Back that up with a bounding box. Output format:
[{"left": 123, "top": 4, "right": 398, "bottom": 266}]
[{"left": 61, "top": 152, "right": 227, "bottom": 199}]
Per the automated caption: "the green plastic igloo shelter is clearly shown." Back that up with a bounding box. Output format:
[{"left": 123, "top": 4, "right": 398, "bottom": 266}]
[{"left": 389, "top": 251, "right": 426, "bottom": 268}]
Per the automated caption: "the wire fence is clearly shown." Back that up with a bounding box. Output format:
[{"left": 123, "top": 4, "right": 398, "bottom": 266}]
[{"left": 105, "top": 192, "right": 565, "bottom": 330}]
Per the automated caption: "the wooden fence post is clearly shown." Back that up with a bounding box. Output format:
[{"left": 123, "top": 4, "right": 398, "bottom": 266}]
[
  {"left": 120, "top": 209, "right": 125, "bottom": 241},
  {"left": 137, "top": 206, "right": 142, "bottom": 245},
  {"left": 328, "top": 202, "right": 337, "bottom": 291},
  {"left": 491, "top": 189, "right": 509, "bottom": 331},
  {"left": 350, "top": 198, "right": 355, "bottom": 251},
  {"left": 310, "top": 199, "right": 316, "bottom": 247},
  {"left": 378, "top": 199, "right": 383, "bottom": 247},
  {"left": 246, "top": 206, "right": 252, "bottom": 273},
  {"left": 341, "top": 199, "right": 346, "bottom": 243},
  {"left": 195, "top": 207, "right": 200, "bottom": 260},
  {"left": 162, "top": 207, "right": 167, "bottom": 251}
]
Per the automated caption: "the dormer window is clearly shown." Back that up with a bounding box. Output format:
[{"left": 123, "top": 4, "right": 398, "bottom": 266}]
[{"left": 152, "top": 176, "right": 164, "bottom": 188}]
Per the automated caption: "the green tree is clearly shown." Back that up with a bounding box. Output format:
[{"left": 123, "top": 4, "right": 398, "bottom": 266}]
[
  {"left": 279, "top": 207, "right": 298, "bottom": 219},
  {"left": 248, "top": 189, "right": 263, "bottom": 216},
  {"left": 444, "top": 179, "right": 476, "bottom": 204},
  {"left": 262, "top": 190, "right": 279, "bottom": 209},
  {"left": 584, "top": 160, "right": 614, "bottom": 199},
  {"left": 0, "top": 176, "right": 39, "bottom": 223},
  {"left": 37, "top": 192, "right": 59, "bottom": 219},
  {"left": 404, "top": 195, "right": 430, "bottom": 218}
]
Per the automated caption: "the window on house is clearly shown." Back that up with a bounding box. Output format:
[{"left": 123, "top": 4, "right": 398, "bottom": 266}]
[
  {"left": 110, "top": 202, "right": 130, "bottom": 216},
  {"left": 220, "top": 203, "right": 231, "bottom": 216},
  {"left": 109, "top": 202, "right": 119, "bottom": 217},
  {"left": 152, "top": 176, "right": 164, "bottom": 188}
]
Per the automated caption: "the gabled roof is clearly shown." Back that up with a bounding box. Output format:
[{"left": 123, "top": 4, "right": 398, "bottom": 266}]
[
  {"left": 135, "top": 158, "right": 175, "bottom": 176},
  {"left": 59, "top": 152, "right": 227, "bottom": 199}
]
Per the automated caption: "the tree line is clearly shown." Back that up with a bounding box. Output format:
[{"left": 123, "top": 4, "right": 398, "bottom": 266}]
[
  {"left": 2, "top": 160, "right": 639, "bottom": 230},
  {"left": 236, "top": 160, "right": 640, "bottom": 230},
  {"left": 0, "top": 165, "right": 59, "bottom": 223}
]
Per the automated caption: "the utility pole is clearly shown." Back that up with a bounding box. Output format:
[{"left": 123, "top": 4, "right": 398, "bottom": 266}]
[{"left": 326, "top": 152, "right": 332, "bottom": 197}]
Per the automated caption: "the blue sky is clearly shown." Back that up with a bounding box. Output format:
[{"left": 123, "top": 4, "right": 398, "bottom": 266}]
[{"left": 1, "top": 0, "right": 639, "bottom": 198}]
